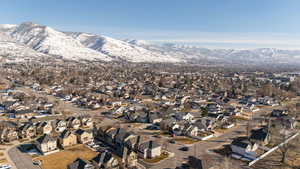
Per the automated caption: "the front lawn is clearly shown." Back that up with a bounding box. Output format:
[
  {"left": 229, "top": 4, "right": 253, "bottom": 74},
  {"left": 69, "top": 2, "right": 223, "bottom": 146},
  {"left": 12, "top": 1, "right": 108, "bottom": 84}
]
[
  {"left": 174, "top": 137, "right": 198, "bottom": 144},
  {"left": 34, "top": 144, "right": 97, "bottom": 169},
  {"left": 143, "top": 151, "right": 169, "bottom": 163}
]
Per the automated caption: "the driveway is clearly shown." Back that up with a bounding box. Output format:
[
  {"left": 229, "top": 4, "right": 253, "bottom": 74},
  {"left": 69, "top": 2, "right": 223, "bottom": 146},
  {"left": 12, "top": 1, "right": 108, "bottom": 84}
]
[{"left": 8, "top": 147, "right": 40, "bottom": 169}]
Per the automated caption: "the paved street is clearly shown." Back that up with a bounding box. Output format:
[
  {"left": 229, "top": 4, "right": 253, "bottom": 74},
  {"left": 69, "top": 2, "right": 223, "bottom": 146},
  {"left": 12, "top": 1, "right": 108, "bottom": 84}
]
[
  {"left": 0, "top": 142, "right": 18, "bottom": 169},
  {"left": 141, "top": 124, "right": 247, "bottom": 169},
  {"left": 142, "top": 106, "right": 273, "bottom": 169},
  {"left": 8, "top": 147, "right": 39, "bottom": 169}
]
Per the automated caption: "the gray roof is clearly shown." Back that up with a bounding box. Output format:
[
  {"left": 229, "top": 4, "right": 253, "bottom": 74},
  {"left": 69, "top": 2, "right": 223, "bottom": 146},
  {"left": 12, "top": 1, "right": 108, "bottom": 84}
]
[
  {"left": 231, "top": 139, "right": 252, "bottom": 148},
  {"left": 60, "top": 130, "right": 73, "bottom": 139},
  {"left": 75, "top": 129, "right": 92, "bottom": 136},
  {"left": 68, "top": 158, "right": 94, "bottom": 169},
  {"left": 92, "top": 151, "right": 114, "bottom": 165},
  {"left": 250, "top": 127, "right": 269, "bottom": 141},
  {"left": 36, "top": 134, "right": 56, "bottom": 144}
]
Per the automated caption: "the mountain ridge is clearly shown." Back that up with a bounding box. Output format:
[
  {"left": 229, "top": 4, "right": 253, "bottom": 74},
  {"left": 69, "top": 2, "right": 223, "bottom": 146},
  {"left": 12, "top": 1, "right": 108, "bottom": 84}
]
[{"left": 0, "top": 22, "right": 300, "bottom": 65}]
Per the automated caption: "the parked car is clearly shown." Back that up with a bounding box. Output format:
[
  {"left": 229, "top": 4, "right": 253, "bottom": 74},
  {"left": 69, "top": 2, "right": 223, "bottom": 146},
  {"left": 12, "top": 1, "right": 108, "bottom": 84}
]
[
  {"left": 179, "top": 147, "right": 189, "bottom": 151},
  {"left": 32, "top": 160, "right": 41, "bottom": 166},
  {"left": 0, "top": 164, "right": 12, "bottom": 169},
  {"left": 169, "top": 140, "right": 176, "bottom": 144}
]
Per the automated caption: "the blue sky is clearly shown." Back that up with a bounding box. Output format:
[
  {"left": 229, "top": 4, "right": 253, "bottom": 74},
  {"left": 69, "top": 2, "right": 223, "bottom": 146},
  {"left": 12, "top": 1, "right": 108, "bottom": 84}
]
[{"left": 1, "top": 0, "right": 300, "bottom": 49}]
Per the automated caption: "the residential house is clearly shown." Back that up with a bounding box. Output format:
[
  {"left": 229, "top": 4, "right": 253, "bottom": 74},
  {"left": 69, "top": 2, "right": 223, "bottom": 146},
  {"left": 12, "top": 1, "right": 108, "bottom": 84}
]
[
  {"left": 0, "top": 121, "right": 18, "bottom": 142},
  {"left": 173, "top": 112, "right": 194, "bottom": 122},
  {"left": 80, "top": 116, "right": 93, "bottom": 128},
  {"left": 104, "top": 128, "right": 119, "bottom": 145},
  {"left": 68, "top": 158, "right": 95, "bottom": 169},
  {"left": 194, "top": 118, "right": 217, "bottom": 131},
  {"left": 114, "top": 128, "right": 136, "bottom": 154},
  {"left": 19, "top": 123, "right": 36, "bottom": 139},
  {"left": 230, "top": 138, "right": 258, "bottom": 160},
  {"left": 67, "top": 117, "right": 81, "bottom": 129},
  {"left": 273, "top": 116, "right": 298, "bottom": 130},
  {"left": 53, "top": 119, "right": 67, "bottom": 133},
  {"left": 36, "top": 121, "right": 53, "bottom": 135},
  {"left": 35, "top": 134, "right": 58, "bottom": 154},
  {"left": 15, "top": 109, "right": 35, "bottom": 119},
  {"left": 138, "top": 140, "right": 161, "bottom": 159},
  {"left": 159, "top": 118, "right": 177, "bottom": 131},
  {"left": 148, "top": 113, "right": 162, "bottom": 124},
  {"left": 59, "top": 130, "right": 77, "bottom": 148},
  {"left": 92, "top": 151, "right": 119, "bottom": 169},
  {"left": 271, "top": 109, "right": 288, "bottom": 117},
  {"left": 75, "top": 129, "right": 93, "bottom": 144},
  {"left": 135, "top": 112, "right": 148, "bottom": 123},
  {"left": 249, "top": 127, "right": 270, "bottom": 146},
  {"left": 182, "top": 124, "right": 199, "bottom": 137}
]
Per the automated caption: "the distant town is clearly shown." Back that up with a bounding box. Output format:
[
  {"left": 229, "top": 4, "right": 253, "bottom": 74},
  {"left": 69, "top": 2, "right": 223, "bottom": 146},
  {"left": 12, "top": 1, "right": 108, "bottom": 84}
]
[{"left": 0, "top": 61, "right": 299, "bottom": 169}]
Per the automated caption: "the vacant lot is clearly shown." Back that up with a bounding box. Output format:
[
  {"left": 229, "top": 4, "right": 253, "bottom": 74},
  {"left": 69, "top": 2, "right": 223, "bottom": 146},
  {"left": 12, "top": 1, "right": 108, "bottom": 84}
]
[
  {"left": 253, "top": 135, "right": 300, "bottom": 169},
  {"left": 34, "top": 144, "right": 97, "bottom": 169}
]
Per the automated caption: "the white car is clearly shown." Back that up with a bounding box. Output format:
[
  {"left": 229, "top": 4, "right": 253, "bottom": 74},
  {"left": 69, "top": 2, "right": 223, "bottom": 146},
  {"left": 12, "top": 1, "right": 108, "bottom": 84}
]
[{"left": 0, "top": 164, "right": 12, "bottom": 169}]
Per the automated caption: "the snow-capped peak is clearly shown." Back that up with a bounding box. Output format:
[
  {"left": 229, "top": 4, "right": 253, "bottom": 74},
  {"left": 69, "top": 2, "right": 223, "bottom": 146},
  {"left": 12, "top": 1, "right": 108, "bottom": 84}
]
[{"left": 10, "top": 22, "right": 112, "bottom": 61}]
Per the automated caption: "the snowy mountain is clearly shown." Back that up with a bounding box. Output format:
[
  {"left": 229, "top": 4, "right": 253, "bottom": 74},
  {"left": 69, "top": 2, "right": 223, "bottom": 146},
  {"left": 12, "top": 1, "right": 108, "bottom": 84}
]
[
  {"left": 0, "top": 21, "right": 300, "bottom": 65},
  {"left": 0, "top": 32, "right": 49, "bottom": 63},
  {"left": 128, "top": 41, "right": 300, "bottom": 64},
  {"left": 8, "top": 22, "right": 112, "bottom": 61},
  {"left": 66, "top": 32, "right": 182, "bottom": 63},
  {"left": 0, "top": 24, "right": 17, "bottom": 34}
]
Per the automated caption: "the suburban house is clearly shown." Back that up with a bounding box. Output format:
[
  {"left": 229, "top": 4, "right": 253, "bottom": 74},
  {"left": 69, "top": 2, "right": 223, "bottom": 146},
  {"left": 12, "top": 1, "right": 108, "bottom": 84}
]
[
  {"left": 53, "top": 119, "right": 67, "bottom": 133},
  {"left": 92, "top": 151, "right": 119, "bottom": 169},
  {"left": 35, "top": 134, "right": 58, "bottom": 154},
  {"left": 18, "top": 123, "right": 36, "bottom": 139},
  {"left": 80, "top": 116, "right": 93, "bottom": 128},
  {"left": 102, "top": 127, "right": 137, "bottom": 154},
  {"left": 249, "top": 127, "right": 270, "bottom": 145},
  {"left": 271, "top": 116, "right": 298, "bottom": 131},
  {"left": 68, "top": 158, "right": 95, "bottom": 169},
  {"left": 173, "top": 112, "right": 194, "bottom": 122},
  {"left": 59, "top": 130, "right": 78, "bottom": 148},
  {"left": 0, "top": 121, "right": 18, "bottom": 142},
  {"left": 148, "top": 112, "right": 162, "bottom": 124},
  {"left": 230, "top": 138, "right": 258, "bottom": 160},
  {"left": 159, "top": 118, "right": 177, "bottom": 131},
  {"left": 36, "top": 121, "right": 53, "bottom": 135},
  {"left": 194, "top": 118, "right": 217, "bottom": 131},
  {"left": 75, "top": 129, "right": 93, "bottom": 144},
  {"left": 271, "top": 109, "right": 288, "bottom": 117},
  {"left": 138, "top": 140, "right": 162, "bottom": 159},
  {"left": 182, "top": 124, "right": 199, "bottom": 137},
  {"left": 67, "top": 117, "right": 81, "bottom": 129}
]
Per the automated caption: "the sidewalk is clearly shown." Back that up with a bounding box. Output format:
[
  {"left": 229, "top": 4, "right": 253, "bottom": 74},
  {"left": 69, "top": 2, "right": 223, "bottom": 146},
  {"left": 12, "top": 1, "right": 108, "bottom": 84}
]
[{"left": 0, "top": 141, "right": 20, "bottom": 169}]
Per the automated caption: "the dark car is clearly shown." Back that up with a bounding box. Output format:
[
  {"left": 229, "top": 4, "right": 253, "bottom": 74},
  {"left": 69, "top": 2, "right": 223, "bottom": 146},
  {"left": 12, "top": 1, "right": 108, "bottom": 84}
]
[
  {"left": 153, "top": 135, "right": 161, "bottom": 138},
  {"left": 169, "top": 140, "right": 176, "bottom": 144},
  {"left": 179, "top": 147, "right": 189, "bottom": 151}
]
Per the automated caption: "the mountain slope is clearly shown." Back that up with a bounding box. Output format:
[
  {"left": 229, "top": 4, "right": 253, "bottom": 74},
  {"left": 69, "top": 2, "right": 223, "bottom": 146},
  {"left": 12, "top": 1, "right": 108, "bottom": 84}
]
[
  {"left": 0, "top": 22, "right": 300, "bottom": 65},
  {"left": 0, "top": 24, "right": 17, "bottom": 34},
  {"left": 66, "top": 32, "right": 182, "bottom": 63},
  {"left": 0, "top": 32, "right": 49, "bottom": 63},
  {"left": 128, "top": 41, "right": 300, "bottom": 64},
  {"left": 9, "top": 22, "right": 112, "bottom": 61}
]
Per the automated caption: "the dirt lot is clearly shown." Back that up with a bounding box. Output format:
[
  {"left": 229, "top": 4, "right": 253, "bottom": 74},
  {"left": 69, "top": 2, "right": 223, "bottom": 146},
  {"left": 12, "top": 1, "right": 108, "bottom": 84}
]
[
  {"left": 34, "top": 144, "right": 97, "bottom": 169},
  {"left": 252, "top": 135, "right": 300, "bottom": 169}
]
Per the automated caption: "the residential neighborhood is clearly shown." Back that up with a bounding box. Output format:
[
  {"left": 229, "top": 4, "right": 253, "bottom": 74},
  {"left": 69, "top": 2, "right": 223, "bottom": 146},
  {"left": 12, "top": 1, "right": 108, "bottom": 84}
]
[{"left": 0, "top": 62, "right": 299, "bottom": 169}]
